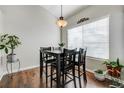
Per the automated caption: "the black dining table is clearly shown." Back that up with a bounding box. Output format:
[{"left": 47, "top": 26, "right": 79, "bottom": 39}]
[{"left": 40, "top": 50, "right": 63, "bottom": 88}]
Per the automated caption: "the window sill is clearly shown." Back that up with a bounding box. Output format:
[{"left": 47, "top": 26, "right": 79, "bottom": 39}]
[{"left": 86, "top": 56, "right": 108, "bottom": 61}]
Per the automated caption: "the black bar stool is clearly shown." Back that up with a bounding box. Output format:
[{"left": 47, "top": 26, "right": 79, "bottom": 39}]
[
  {"left": 74, "top": 48, "right": 87, "bottom": 88},
  {"left": 40, "top": 47, "right": 56, "bottom": 87},
  {"left": 50, "top": 48, "right": 77, "bottom": 88}
]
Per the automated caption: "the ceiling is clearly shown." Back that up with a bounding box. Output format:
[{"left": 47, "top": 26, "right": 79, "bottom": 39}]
[{"left": 41, "top": 5, "right": 88, "bottom": 19}]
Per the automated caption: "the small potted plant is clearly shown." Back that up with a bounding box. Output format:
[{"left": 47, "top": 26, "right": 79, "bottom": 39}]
[
  {"left": 0, "top": 34, "right": 21, "bottom": 63},
  {"left": 58, "top": 42, "right": 65, "bottom": 47},
  {"left": 94, "top": 69, "right": 105, "bottom": 81},
  {"left": 103, "top": 58, "right": 124, "bottom": 78},
  {"left": 58, "top": 42, "right": 65, "bottom": 50}
]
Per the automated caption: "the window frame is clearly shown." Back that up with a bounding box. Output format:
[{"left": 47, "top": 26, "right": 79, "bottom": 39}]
[{"left": 67, "top": 15, "right": 110, "bottom": 60}]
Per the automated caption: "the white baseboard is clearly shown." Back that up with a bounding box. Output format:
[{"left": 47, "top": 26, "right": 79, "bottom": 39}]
[
  {"left": 0, "top": 65, "right": 40, "bottom": 81},
  {"left": 86, "top": 68, "right": 94, "bottom": 73},
  {"left": 0, "top": 72, "right": 5, "bottom": 80},
  {"left": 12, "top": 65, "right": 40, "bottom": 73},
  {"left": 0, "top": 65, "right": 94, "bottom": 81}
]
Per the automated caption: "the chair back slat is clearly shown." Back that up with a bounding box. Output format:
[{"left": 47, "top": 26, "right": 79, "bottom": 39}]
[
  {"left": 40, "top": 47, "right": 51, "bottom": 61},
  {"left": 40, "top": 47, "right": 51, "bottom": 52},
  {"left": 52, "top": 47, "right": 61, "bottom": 50},
  {"left": 78, "top": 48, "right": 87, "bottom": 64},
  {"left": 62, "top": 48, "right": 76, "bottom": 70}
]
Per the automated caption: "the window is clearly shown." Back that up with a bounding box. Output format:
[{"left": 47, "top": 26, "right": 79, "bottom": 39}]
[{"left": 68, "top": 17, "right": 109, "bottom": 59}]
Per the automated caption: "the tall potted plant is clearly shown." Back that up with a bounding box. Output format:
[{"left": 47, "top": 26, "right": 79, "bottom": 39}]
[
  {"left": 103, "top": 58, "right": 124, "bottom": 77},
  {"left": 0, "top": 34, "right": 21, "bottom": 63}
]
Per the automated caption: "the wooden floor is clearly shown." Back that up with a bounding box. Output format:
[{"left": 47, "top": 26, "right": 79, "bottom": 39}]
[{"left": 0, "top": 67, "right": 109, "bottom": 88}]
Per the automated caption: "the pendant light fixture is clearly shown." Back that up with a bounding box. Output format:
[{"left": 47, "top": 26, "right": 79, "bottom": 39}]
[{"left": 57, "top": 5, "right": 67, "bottom": 28}]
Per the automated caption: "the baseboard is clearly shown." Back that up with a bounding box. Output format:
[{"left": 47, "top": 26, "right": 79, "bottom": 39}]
[
  {"left": 86, "top": 68, "right": 94, "bottom": 73},
  {"left": 0, "top": 65, "right": 40, "bottom": 81},
  {"left": 0, "top": 65, "right": 94, "bottom": 81},
  {"left": 13, "top": 65, "right": 40, "bottom": 73},
  {"left": 0, "top": 72, "right": 5, "bottom": 80}
]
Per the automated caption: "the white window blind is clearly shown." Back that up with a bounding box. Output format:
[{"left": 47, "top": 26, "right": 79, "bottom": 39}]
[{"left": 68, "top": 17, "right": 109, "bottom": 59}]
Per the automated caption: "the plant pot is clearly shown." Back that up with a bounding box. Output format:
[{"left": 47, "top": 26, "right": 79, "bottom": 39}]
[
  {"left": 94, "top": 72, "right": 105, "bottom": 81},
  {"left": 7, "top": 53, "right": 17, "bottom": 63},
  {"left": 60, "top": 47, "right": 64, "bottom": 51},
  {"left": 107, "top": 65, "right": 121, "bottom": 78}
]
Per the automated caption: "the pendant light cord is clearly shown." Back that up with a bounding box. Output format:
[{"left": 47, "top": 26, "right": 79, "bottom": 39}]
[{"left": 61, "top": 5, "right": 62, "bottom": 17}]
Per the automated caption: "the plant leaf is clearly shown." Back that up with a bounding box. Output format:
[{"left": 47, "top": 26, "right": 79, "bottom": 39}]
[
  {"left": 0, "top": 45, "right": 5, "bottom": 49},
  {"left": 4, "top": 47, "right": 8, "bottom": 54}
]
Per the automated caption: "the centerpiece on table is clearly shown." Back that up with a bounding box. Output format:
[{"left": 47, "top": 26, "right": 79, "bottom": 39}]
[{"left": 58, "top": 42, "right": 65, "bottom": 51}]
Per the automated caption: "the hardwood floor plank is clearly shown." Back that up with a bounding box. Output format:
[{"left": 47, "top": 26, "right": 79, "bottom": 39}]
[{"left": 0, "top": 67, "right": 109, "bottom": 88}]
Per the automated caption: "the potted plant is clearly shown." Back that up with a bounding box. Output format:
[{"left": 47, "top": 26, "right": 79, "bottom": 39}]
[
  {"left": 103, "top": 58, "right": 124, "bottom": 78},
  {"left": 58, "top": 42, "right": 65, "bottom": 47},
  {"left": 94, "top": 69, "right": 105, "bottom": 81},
  {"left": 58, "top": 42, "right": 65, "bottom": 50},
  {"left": 0, "top": 34, "right": 21, "bottom": 63}
]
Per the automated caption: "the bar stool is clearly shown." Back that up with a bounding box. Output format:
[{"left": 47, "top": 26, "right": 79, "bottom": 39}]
[
  {"left": 40, "top": 47, "right": 56, "bottom": 87},
  {"left": 74, "top": 48, "right": 87, "bottom": 88},
  {"left": 50, "top": 48, "right": 77, "bottom": 88}
]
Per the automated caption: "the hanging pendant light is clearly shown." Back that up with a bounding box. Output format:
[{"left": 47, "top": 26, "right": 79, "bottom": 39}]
[{"left": 57, "top": 5, "right": 67, "bottom": 28}]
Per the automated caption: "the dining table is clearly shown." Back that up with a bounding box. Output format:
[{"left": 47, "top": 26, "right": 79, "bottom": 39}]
[{"left": 40, "top": 49, "right": 63, "bottom": 88}]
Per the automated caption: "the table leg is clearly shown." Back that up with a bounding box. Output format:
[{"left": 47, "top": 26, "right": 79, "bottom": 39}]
[
  {"left": 40, "top": 52, "right": 43, "bottom": 78},
  {"left": 56, "top": 54, "right": 61, "bottom": 88}
]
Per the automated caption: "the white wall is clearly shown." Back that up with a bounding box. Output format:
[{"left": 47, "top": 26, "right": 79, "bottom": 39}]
[
  {"left": 63, "top": 5, "right": 124, "bottom": 71},
  {"left": 0, "top": 10, "right": 4, "bottom": 79},
  {"left": 0, "top": 5, "right": 60, "bottom": 77}
]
